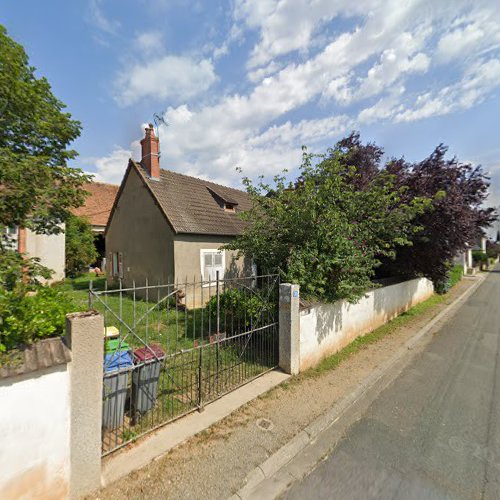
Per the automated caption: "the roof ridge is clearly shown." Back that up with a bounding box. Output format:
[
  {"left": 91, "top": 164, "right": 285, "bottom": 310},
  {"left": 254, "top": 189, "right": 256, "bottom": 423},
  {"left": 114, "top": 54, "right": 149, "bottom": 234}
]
[{"left": 159, "top": 167, "right": 247, "bottom": 195}]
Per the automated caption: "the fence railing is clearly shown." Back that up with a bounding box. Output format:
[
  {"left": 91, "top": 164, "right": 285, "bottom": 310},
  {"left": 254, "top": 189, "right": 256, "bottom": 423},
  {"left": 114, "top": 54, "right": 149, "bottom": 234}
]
[{"left": 89, "top": 273, "right": 280, "bottom": 455}]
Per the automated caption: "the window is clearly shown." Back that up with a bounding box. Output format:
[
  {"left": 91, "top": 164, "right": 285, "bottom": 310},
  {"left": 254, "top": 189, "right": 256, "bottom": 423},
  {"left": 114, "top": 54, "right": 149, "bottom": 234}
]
[
  {"left": 200, "top": 250, "right": 225, "bottom": 283},
  {"left": 4, "top": 226, "right": 18, "bottom": 250},
  {"left": 110, "top": 252, "right": 123, "bottom": 278}
]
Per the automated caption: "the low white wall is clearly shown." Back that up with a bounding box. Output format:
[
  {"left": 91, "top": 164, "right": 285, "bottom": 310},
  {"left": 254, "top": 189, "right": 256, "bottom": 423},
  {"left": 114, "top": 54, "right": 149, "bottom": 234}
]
[
  {"left": 0, "top": 366, "right": 71, "bottom": 499},
  {"left": 299, "top": 278, "right": 434, "bottom": 371},
  {"left": 26, "top": 226, "right": 65, "bottom": 283}
]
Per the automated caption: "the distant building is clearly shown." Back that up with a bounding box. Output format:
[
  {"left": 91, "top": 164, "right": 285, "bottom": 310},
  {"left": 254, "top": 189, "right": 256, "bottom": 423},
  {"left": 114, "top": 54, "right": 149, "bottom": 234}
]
[
  {"left": 72, "top": 181, "right": 119, "bottom": 269},
  {"left": 4, "top": 225, "right": 65, "bottom": 283}
]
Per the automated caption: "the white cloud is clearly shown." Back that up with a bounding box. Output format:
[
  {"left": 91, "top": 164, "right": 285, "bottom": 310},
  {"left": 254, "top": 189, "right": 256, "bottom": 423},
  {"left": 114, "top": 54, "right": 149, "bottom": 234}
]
[
  {"left": 135, "top": 31, "right": 164, "bottom": 54},
  {"left": 93, "top": 0, "right": 500, "bottom": 189},
  {"left": 355, "top": 49, "right": 430, "bottom": 101},
  {"left": 436, "top": 8, "right": 500, "bottom": 63},
  {"left": 88, "top": 0, "right": 120, "bottom": 35},
  {"left": 87, "top": 140, "right": 141, "bottom": 185},
  {"left": 395, "top": 58, "right": 500, "bottom": 122},
  {"left": 247, "top": 61, "right": 284, "bottom": 83},
  {"left": 233, "top": 0, "right": 375, "bottom": 69},
  {"left": 88, "top": 148, "right": 131, "bottom": 184},
  {"left": 358, "top": 87, "right": 405, "bottom": 124},
  {"left": 115, "top": 55, "right": 217, "bottom": 106}
]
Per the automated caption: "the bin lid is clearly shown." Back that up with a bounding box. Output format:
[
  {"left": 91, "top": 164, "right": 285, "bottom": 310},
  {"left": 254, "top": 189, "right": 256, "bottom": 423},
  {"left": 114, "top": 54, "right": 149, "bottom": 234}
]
[
  {"left": 133, "top": 344, "right": 165, "bottom": 363},
  {"left": 104, "top": 350, "right": 133, "bottom": 372},
  {"left": 105, "top": 338, "right": 130, "bottom": 353}
]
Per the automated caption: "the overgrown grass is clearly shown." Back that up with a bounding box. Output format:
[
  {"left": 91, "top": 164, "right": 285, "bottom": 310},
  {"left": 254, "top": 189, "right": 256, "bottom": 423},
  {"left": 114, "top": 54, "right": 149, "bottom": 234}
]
[
  {"left": 448, "top": 264, "right": 464, "bottom": 288},
  {"left": 298, "top": 284, "right": 457, "bottom": 380},
  {"left": 55, "top": 274, "right": 201, "bottom": 350}
]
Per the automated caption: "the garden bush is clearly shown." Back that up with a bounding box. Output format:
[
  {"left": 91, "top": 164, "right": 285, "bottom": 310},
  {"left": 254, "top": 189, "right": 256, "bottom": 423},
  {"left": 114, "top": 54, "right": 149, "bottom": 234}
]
[
  {"left": 472, "top": 250, "right": 488, "bottom": 266},
  {"left": 434, "top": 264, "right": 463, "bottom": 294},
  {"left": 206, "top": 287, "right": 276, "bottom": 333},
  {"left": 0, "top": 286, "right": 76, "bottom": 353}
]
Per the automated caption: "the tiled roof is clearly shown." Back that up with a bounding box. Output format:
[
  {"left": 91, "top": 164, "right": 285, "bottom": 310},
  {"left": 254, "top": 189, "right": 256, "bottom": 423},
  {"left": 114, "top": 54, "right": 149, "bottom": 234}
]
[
  {"left": 0, "top": 338, "right": 71, "bottom": 379},
  {"left": 133, "top": 161, "right": 252, "bottom": 236},
  {"left": 73, "top": 182, "right": 119, "bottom": 227}
]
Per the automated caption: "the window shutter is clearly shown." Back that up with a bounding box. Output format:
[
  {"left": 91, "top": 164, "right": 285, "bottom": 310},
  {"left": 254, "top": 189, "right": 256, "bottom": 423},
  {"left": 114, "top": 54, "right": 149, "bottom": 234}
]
[
  {"left": 201, "top": 250, "right": 225, "bottom": 282},
  {"left": 118, "top": 252, "right": 123, "bottom": 278}
]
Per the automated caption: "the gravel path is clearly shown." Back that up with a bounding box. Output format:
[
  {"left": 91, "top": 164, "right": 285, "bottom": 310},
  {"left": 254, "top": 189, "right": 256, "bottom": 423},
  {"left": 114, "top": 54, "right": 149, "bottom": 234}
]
[{"left": 93, "top": 279, "right": 473, "bottom": 500}]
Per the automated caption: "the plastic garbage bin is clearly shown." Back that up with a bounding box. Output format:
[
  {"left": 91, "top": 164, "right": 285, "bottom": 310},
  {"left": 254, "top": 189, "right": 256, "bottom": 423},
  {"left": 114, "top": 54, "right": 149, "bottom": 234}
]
[
  {"left": 105, "top": 338, "right": 130, "bottom": 353},
  {"left": 132, "top": 344, "right": 165, "bottom": 415},
  {"left": 102, "top": 346, "right": 133, "bottom": 430}
]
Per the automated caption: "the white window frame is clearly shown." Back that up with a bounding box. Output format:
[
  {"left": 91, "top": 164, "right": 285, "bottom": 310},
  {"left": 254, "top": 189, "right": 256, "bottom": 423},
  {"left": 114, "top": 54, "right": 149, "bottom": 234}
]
[
  {"left": 111, "top": 252, "right": 123, "bottom": 278},
  {"left": 4, "top": 226, "right": 19, "bottom": 250},
  {"left": 200, "top": 249, "right": 225, "bottom": 285}
]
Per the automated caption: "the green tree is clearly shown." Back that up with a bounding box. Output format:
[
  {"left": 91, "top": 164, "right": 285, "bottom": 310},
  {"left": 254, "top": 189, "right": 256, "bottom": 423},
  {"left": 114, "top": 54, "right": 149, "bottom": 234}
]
[
  {"left": 0, "top": 25, "right": 87, "bottom": 354},
  {"left": 0, "top": 24, "right": 90, "bottom": 236},
  {"left": 227, "top": 149, "right": 430, "bottom": 303},
  {"left": 65, "top": 215, "right": 98, "bottom": 277}
]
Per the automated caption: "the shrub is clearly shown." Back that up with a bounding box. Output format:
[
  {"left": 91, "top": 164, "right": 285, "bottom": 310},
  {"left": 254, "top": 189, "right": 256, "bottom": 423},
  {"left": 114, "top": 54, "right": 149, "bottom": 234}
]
[
  {"left": 65, "top": 214, "right": 98, "bottom": 277},
  {"left": 472, "top": 250, "right": 488, "bottom": 265},
  {"left": 486, "top": 243, "right": 500, "bottom": 259},
  {"left": 206, "top": 287, "right": 276, "bottom": 333},
  {"left": 448, "top": 264, "right": 464, "bottom": 288},
  {"left": 434, "top": 264, "right": 463, "bottom": 294},
  {"left": 0, "top": 287, "right": 76, "bottom": 353}
]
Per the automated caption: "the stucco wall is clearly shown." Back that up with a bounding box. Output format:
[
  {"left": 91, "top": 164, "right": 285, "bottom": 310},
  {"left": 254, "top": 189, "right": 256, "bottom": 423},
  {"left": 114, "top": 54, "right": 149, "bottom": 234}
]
[
  {"left": 173, "top": 234, "right": 250, "bottom": 280},
  {"left": 0, "top": 365, "right": 71, "bottom": 499},
  {"left": 299, "top": 278, "right": 434, "bottom": 370},
  {"left": 25, "top": 226, "right": 65, "bottom": 283},
  {"left": 106, "top": 167, "right": 175, "bottom": 288},
  {"left": 174, "top": 235, "right": 252, "bottom": 307}
]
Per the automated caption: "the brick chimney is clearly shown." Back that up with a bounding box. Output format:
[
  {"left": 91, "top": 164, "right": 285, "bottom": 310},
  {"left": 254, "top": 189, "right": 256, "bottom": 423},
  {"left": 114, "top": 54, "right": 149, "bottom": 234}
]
[{"left": 140, "top": 123, "right": 160, "bottom": 179}]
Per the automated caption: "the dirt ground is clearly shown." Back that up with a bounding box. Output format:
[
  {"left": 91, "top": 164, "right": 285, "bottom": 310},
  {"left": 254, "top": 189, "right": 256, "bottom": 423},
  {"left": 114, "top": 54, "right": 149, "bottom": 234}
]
[{"left": 93, "top": 278, "right": 473, "bottom": 500}]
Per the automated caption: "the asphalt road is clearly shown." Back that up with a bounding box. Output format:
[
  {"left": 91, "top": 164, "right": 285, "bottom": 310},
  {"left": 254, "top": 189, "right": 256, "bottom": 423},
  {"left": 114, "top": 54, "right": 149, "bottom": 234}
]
[{"left": 285, "top": 268, "right": 500, "bottom": 500}]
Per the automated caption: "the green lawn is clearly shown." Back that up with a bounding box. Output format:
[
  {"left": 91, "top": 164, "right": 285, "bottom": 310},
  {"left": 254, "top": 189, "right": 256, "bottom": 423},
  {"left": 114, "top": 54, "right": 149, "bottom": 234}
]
[{"left": 55, "top": 274, "right": 204, "bottom": 351}]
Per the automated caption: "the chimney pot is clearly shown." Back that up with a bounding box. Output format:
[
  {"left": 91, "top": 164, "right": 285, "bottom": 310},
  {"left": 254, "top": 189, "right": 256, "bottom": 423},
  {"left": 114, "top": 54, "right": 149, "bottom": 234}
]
[{"left": 140, "top": 124, "right": 160, "bottom": 179}]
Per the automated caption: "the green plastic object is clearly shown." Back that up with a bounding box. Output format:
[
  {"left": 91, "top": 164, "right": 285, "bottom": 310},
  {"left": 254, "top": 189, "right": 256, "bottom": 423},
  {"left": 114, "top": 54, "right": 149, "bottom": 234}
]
[{"left": 105, "top": 338, "right": 130, "bottom": 353}]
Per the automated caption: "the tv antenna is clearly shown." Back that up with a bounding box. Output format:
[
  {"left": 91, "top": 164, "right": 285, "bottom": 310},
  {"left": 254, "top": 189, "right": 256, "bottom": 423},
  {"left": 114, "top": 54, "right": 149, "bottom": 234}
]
[
  {"left": 153, "top": 112, "right": 168, "bottom": 136},
  {"left": 152, "top": 112, "right": 168, "bottom": 160}
]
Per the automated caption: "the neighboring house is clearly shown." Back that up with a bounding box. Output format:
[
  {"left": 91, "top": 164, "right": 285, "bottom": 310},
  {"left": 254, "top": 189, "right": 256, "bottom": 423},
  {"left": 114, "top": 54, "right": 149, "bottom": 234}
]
[
  {"left": 72, "top": 181, "right": 119, "bottom": 269},
  {"left": 106, "top": 125, "right": 253, "bottom": 300},
  {"left": 4, "top": 225, "right": 65, "bottom": 283}
]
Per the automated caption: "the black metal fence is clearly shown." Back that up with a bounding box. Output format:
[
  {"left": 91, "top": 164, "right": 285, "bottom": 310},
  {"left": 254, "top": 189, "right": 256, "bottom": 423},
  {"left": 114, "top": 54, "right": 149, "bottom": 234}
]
[{"left": 89, "top": 273, "right": 280, "bottom": 456}]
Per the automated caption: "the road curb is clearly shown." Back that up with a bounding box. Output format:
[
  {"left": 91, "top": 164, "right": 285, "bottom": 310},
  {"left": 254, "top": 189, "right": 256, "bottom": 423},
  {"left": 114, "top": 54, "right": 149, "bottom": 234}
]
[{"left": 232, "top": 275, "right": 486, "bottom": 500}]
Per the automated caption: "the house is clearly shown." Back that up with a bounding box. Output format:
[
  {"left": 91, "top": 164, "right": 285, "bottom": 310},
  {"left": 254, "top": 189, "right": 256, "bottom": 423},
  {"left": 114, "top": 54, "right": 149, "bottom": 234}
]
[
  {"left": 72, "top": 181, "right": 119, "bottom": 269},
  {"left": 105, "top": 124, "right": 253, "bottom": 300},
  {"left": 4, "top": 225, "right": 65, "bottom": 283}
]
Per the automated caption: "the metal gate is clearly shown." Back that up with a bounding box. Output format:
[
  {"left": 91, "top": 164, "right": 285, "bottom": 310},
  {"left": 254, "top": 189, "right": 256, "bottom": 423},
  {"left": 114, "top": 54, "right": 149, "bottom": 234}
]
[{"left": 89, "top": 273, "right": 279, "bottom": 456}]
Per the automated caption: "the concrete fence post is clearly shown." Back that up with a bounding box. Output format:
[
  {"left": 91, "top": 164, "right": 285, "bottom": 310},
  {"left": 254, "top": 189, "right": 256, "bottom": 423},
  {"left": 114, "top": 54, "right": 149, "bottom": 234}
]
[
  {"left": 65, "top": 311, "right": 104, "bottom": 498},
  {"left": 279, "top": 283, "right": 300, "bottom": 375}
]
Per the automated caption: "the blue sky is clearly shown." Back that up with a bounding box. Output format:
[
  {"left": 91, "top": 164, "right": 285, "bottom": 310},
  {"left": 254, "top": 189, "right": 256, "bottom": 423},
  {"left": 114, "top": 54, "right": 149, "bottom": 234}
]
[{"left": 1, "top": 0, "right": 500, "bottom": 234}]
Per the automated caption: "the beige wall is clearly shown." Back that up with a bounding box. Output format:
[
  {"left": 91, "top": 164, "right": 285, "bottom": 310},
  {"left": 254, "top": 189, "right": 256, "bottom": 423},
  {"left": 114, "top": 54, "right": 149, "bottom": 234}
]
[
  {"left": 106, "top": 167, "right": 175, "bottom": 288},
  {"left": 25, "top": 226, "right": 65, "bottom": 283},
  {"left": 174, "top": 235, "right": 252, "bottom": 308},
  {"left": 173, "top": 234, "right": 251, "bottom": 281}
]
